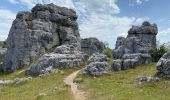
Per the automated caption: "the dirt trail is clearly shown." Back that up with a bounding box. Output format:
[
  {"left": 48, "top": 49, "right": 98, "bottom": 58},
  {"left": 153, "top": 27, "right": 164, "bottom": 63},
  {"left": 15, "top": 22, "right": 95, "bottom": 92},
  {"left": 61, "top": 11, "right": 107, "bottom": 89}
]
[{"left": 64, "top": 70, "right": 86, "bottom": 100}]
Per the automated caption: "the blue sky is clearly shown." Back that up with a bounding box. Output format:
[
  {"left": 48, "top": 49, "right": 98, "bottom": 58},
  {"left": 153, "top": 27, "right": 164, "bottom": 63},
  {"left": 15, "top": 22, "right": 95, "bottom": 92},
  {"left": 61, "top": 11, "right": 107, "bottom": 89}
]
[{"left": 0, "top": 0, "right": 170, "bottom": 48}]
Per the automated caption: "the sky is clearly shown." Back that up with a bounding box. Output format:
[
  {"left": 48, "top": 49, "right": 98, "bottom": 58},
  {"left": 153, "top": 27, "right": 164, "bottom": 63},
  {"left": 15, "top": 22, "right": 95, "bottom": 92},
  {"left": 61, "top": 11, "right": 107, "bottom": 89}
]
[{"left": 0, "top": 0, "right": 170, "bottom": 48}]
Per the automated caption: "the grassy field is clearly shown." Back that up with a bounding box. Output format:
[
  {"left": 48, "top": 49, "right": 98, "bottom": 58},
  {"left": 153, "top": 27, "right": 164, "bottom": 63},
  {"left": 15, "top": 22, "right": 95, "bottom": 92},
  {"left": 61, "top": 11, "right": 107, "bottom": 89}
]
[
  {"left": 1, "top": 63, "right": 170, "bottom": 100},
  {"left": 0, "top": 68, "right": 77, "bottom": 100},
  {"left": 77, "top": 63, "right": 170, "bottom": 100}
]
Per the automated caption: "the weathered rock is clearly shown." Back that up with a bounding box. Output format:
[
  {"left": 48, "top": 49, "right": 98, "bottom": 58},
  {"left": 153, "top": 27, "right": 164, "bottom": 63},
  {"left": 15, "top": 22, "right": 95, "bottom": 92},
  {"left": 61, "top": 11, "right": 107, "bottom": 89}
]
[
  {"left": 83, "top": 53, "right": 109, "bottom": 76},
  {"left": 156, "top": 52, "right": 170, "bottom": 78},
  {"left": 28, "top": 45, "right": 86, "bottom": 75},
  {"left": 113, "top": 21, "right": 158, "bottom": 59},
  {"left": 112, "top": 53, "right": 152, "bottom": 71},
  {"left": 81, "top": 38, "right": 106, "bottom": 54},
  {"left": 136, "top": 75, "right": 160, "bottom": 86},
  {"left": 0, "top": 77, "right": 32, "bottom": 85},
  {"left": 4, "top": 3, "right": 80, "bottom": 71},
  {"left": 88, "top": 53, "right": 108, "bottom": 64},
  {"left": 14, "top": 77, "right": 32, "bottom": 84}
]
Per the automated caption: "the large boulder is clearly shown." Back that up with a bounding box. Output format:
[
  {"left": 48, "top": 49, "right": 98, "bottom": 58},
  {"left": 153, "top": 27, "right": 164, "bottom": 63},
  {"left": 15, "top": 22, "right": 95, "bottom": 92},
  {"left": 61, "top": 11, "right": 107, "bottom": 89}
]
[
  {"left": 28, "top": 45, "right": 86, "bottom": 75},
  {"left": 112, "top": 53, "right": 152, "bottom": 71},
  {"left": 83, "top": 53, "right": 109, "bottom": 76},
  {"left": 4, "top": 3, "right": 80, "bottom": 71},
  {"left": 156, "top": 52, "right": 170, "bottom": 78},
  {"left": 113, "top": 21, "right": 158, "bottom": 59},
  {"left": 81, "top": 38, "right": 106, "bottom": 54}
]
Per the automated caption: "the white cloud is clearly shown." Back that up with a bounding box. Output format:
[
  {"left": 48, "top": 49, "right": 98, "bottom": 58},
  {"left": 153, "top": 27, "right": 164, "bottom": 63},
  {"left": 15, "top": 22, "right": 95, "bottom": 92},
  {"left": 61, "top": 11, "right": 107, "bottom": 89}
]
[
  {"left": 129, "top": 0, "right": 150, "bottom": 6},
  {"left": 79, "top": 13, "right": 148, "bottom": 47},
  {"left": 9, "top": 0, "right": 19, "bottom": 4},
  {"left": 158, "top": 28, "right": 170, "bottom": 43},
  {"left": 5, "top": 0, "right": 149, "bottom": 48},
  {"left": 137, "top": 0, "right": 150, "bottom": 5},
  {"left": 0, "top": 9, "right": 16, "bottom": 41}
]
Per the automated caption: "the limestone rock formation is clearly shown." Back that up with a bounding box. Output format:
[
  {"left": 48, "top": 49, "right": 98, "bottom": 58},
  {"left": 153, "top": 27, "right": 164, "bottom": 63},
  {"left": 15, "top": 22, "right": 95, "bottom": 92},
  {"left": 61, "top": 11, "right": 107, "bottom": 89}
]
[
  {"left": 113, "top": 21, "right": 158, "bottom": 59},
  {"left": 112, "top": 53, "right": 152, "bottom": 71},
  {"left": 83, "top": 53, "right": 109, "bottom": 76},
  {"left": 28, "top": 45, "right": 86, "bottom": 75},
  {"left": 81, "top": 38, "right": 106, "bottom": 54},
  {"left": 4, "top": 3, "right": 80, "bottom": 71},
  {"left": 156, "top": 52, "right": 170, "bottom": 78},
  {"left": 112, "top": 21, "right": 156, "bottom": 71}
]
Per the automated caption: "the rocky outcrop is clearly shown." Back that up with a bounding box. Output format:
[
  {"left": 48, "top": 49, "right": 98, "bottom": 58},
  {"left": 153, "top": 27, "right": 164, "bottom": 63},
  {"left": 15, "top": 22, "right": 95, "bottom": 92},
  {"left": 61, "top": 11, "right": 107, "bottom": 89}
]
[
  {"left": 112, "top": 21, "right": 156, "bottom": 71},
  {"left": 83, "top": 53, "right": 109, "bottom": 76},
  {"left": 156, "top": 52, "right": 170, "bottom": 78},
  {"left": 4, "top": 3, "right": 80, "bottom": 71},
  {"left": 112, "top": 53, "right": 152, "bottom": 71},
  {"left": 28, "top": 45, "right": 86, "bottom": 75},
  {"left": 113, "top": 21, "right": 158, "bottom": 59},
  {"left": 81, "top": 38, "right": 106, "bottom": 54}
]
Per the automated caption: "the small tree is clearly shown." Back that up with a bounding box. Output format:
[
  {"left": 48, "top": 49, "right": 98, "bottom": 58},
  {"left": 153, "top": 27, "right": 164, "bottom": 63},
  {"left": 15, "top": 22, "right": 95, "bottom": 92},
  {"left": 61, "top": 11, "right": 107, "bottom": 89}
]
[{"left": 151, "top": 44, "right": 168, "bottom": 62}]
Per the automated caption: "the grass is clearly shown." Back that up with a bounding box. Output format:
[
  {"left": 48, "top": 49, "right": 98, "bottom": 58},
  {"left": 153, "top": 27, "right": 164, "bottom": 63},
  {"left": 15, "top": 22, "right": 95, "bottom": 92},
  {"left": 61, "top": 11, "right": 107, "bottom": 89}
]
[
  {"left": 1, "top": 63, "right": 170, "bottom": 100},
  {"left": 77, "top": 63, "right": 170, "bottom": 100},
  {"left": 0, "top": 68, "right": 77, "bottom": 100}
]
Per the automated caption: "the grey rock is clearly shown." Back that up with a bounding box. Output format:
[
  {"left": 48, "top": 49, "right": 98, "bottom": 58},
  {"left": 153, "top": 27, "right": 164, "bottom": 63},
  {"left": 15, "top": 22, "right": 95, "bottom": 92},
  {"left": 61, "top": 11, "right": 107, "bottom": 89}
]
[
  {"left": 4, "top": 3, "right": 80, "bottom": 71},
  {"left": 136, "top": 75, "right": 160, "bottom": 86},
  {"left": 83, "top": 53, "right": 109, "bottom": 76},
  {"left": 0, "top": 80, "right": 14, "bottom": 85},
  {"left": 14, "top": 77, "right": 32, "bottom": 84},
  {"left": 0, "top": 77, "right": 32, "bottom": 85},
  {"left": 28, "top": 45, "right": 86, "bottom": 75},
  {"left": 112, "top": 53, "right": 152, "bottom": 71},
  {"left": 113, "top": 21, "right": 157, "bottom": 59},
  {"left": 88, "top": 53, "right": 108, "bottom": 64},
  {"left": 156, "top": 52, "right": 170, "bottom": 78},
  {"left": 81, "top": 38, "right": 106, "bottom": 54},
  {"left": 112, "top": 59, "right": 122, "bottom": 71}
]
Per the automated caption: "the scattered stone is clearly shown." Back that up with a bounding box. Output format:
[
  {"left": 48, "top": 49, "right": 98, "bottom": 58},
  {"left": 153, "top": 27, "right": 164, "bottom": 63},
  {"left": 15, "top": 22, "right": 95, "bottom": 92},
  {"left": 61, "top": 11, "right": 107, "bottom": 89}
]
[
  {"left": 136, "top": 75, "right": 160, "bottom": 86},
  {"left": 14, "top": 77, "right": 32, "bottom": 84},
  {"left": 83, "top": 53, "right": 109, "bottom": 76},
  {"left": 156, "top": 52, "right": 170, "bottom": 78},
  {"left": 3, "top": 3, "right": 81, "bottom": 72},
  {"left": 81, "top": 38, "right": 106, "bottom": 54},
  {"left": 0, "top": 80, "right": 14, "bottom": 85},
  {"left": 0, "top": 77, "right": 32, "bottom": 85},
  {"left": 113, "top": 21, "right": 158, "bottom": 59}
]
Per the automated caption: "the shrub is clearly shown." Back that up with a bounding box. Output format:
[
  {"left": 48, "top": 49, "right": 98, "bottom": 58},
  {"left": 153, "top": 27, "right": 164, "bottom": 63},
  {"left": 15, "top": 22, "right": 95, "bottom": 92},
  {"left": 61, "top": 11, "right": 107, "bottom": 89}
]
[
  {"left": 103, "top": 47, "right": 113, "bottom": 59},
  {"left": 151, "top": 44, "right": 168, "bottom": 62}
]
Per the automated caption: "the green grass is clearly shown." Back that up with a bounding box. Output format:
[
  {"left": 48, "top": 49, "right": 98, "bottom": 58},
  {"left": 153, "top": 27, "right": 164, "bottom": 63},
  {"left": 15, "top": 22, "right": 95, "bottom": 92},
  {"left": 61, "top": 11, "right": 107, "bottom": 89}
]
[
  {"left": 0, "top": 68, "right": 77, "bottom": 100},
  {"left": 77, "top": 63, "right": 170, "bottom": 100}
]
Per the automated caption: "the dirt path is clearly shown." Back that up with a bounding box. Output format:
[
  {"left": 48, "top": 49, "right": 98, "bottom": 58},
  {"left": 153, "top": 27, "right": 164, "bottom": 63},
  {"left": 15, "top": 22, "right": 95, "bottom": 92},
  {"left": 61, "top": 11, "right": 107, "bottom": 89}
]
[{"left": 64, "top": 70, "right": 86, "bottom": 100}]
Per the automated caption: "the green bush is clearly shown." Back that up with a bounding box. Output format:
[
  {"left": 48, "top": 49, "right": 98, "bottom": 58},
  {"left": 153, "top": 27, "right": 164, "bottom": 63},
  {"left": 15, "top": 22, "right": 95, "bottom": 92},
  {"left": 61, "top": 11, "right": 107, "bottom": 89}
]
[
  {"left": 103, "top": 47, "right": 113, "bottom": 59},
  {"left": 151, "top": 44, "right": 168, "bottom": 62}
]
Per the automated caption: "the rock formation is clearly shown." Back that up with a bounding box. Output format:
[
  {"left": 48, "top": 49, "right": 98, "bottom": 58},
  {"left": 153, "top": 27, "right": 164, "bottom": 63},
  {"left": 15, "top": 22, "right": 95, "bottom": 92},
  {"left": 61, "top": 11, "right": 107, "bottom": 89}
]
[
  {"left": 81, "top": 38, "right": 106, "bottom": 54},
  {"left": 3, "top": 3, "right": 81, "bottom": 71},
  {"left": 156, "top": 52, "right": 170, "bottom": 78},
  {"left": 112, "top": 21, "right": 157, "bottom": 71},
  {"left": 28, "top": 45, "right": 86, "bottom": 75},
  {"left": 113, "top": 21, "right": 158, "bottom": 59},
  {"left": 112, "top": 53, "right": 152, "bottom": 71},
  {"left": 83, "top": 53, "right": 109, "bottom": 76}
]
